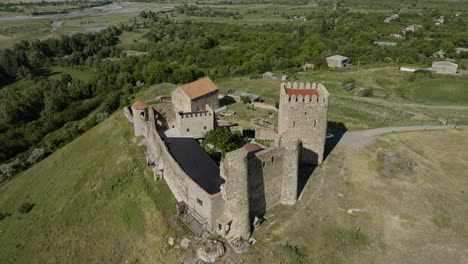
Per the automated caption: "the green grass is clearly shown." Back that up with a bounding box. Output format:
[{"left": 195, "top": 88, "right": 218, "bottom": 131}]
[
  {"left": 296, "top": 68, "right": 468, "bottom": 105},
  {"left": 215, "top": 75, "right": 468, "bottom": 130},
  {"left": 221, "top": 102, "right": 278, "bottom": 129},
  {"left": 47, "top": 66, "right": 98, "bottom": 82},
  {"left": 0, "top": 19, "right": 53, "bottom": 49},
  {"left": 0, "top": 110, "right": 186, "bottom": 263},
  {"left": 217, "top": 78, "right": 281, "bottom": 104},
  {"left": 117, "top": 30, "right": 149, "bottom": 50},
  {"left": 412, "top": 79, "right": 468, "bottom": 105}
]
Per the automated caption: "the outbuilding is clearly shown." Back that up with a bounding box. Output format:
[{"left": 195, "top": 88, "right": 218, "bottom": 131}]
[
  {"left": 326, "top": 55, "right": 349, "bottom": 68},
  {"left": 432, "top": 61, "right": 458, "bottom": 75},
  {"left": 262, "top": 72, "right": 278, "bottom": 80}
]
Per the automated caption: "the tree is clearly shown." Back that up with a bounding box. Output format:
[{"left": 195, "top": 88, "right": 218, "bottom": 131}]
[
  {"left": 440, "top": 41, "right": 455, "bottom": 53},
  {"left": 204, "top": 127, "right": 238, "bottom": 158}
]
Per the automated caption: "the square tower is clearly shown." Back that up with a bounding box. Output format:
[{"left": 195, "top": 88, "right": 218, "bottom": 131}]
[{"left": 277, "top": 82, "right": 329, "bottom": 164}]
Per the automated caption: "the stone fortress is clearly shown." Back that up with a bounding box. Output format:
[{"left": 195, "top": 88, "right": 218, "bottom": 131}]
[{"left": 123, "top": 77, "right": 329, "bottom": 250}]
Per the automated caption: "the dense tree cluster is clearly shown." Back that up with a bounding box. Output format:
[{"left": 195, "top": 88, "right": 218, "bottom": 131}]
[{"left": 0, "top": 28, "right": 126, "bottom": 181}]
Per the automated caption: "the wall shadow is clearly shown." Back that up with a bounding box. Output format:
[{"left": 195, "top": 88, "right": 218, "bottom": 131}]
[
  {"left": 248, "top": 155, "right": 267, "bottom": 229},
  {"left": 324, "top": 121, "right": 348, "bottom": 162},
  {"left": 297, "top": 148, "right": 318, "bottom": 199},
  {"left": 297, "top": 163, "right": 317, "bottom": 199},
  {"left": 243, "top": 129, "right": 255, "bottom": 139},
  {"left": 220, "top": 95, "right": 236, "bottom": 106}
]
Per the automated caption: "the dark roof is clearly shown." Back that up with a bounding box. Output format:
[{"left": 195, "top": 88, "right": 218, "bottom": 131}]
[{"left": 164, "top": 138, "right": 224, "bottom": 194}]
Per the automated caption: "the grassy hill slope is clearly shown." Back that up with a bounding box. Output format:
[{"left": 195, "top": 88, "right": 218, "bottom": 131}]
[
  {"left": 0, "top": 108, "right": 186, "bottom": 263},
  {"left": 1, "top": 82, "right": 467, "bottom": 263}
]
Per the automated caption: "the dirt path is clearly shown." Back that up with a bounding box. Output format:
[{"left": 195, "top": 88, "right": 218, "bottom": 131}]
[
  {"left": 337, "top": 125, "right": 467, "bottom": 148},
  {"left": 335, "top": 94, "right": 468, "bottom": 110}
]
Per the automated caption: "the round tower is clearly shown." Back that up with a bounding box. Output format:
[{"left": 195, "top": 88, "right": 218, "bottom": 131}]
[
  {"left": 221, "top": 146, "right": 251, "bottom": 239},
  {"left": 131, "top": 101, "right": 149, "bottom": 136}
]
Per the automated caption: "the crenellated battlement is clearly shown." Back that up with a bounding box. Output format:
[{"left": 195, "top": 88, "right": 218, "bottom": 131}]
[
  {"left": 178, "top": 110, "right": 212, "bottom": 118},
  {"left": 177, "top": 104, "right": 214, "bottom": 119},
  {"left": 280, "top": 82, "right": 329, "bottom": 104}
]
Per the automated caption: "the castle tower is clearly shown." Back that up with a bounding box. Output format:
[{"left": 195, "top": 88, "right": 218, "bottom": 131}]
[
  {"left": 277, "top": 82, "right": 329, "bottom": 165},
  {"left": 131, "top": 101, "right": 149, "bottom": 136},
  {"left": 221, "top": 145, "right": 260, "bottom": 239}
]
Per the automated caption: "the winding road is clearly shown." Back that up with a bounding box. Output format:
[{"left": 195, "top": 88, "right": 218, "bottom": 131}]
[{"left": 336, "top": 125, "right": 468, "bottom": 149}]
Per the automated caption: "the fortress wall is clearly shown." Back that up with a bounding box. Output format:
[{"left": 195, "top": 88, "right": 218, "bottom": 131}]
[
  {"left": 255, "top": 128, "right": 278, "bottom": 140},
  {"left": 123, "top": 106, "right": 134, "bottom": 123},
  {"left": 145, "top": 107, "right": 220, "bottom": 231},
  {"left": 185, "top": 178, "right": 223, "bottom": 232},
  {"left": 176, "top": 105, "right": 215, "bottom": 137},
  {"left": 210, "top": 193, "right": 225, "bottom": 233},
  {"left": 145, "top": 109, "right": 188, "bottom": 202},
  {"left": 248, "top": 147, "right": 285, "bottom": 217}
]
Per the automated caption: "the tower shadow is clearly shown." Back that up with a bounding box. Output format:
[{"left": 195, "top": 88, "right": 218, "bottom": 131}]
[
  {"left": 323, "top": 121, "right": 348, "bottom": 161},
  {"left": 297, "top": 163, "right": 317, "bottom": 199}
]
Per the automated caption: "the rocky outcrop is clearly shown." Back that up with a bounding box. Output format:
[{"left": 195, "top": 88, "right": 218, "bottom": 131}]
[{"left": 196, "top": 240, "right": 225, "bottom": 263}]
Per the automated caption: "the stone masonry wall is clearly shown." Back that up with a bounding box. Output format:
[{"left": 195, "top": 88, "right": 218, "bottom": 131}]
[
  {"left": 171, "top": 87, "right": 191, "bottom": 113},
  {"left": 191, "top": 92, "right": 219, "bottom": 112},
  {"left": 123, "top": 106, "right": 134, "bottom": 123},
  {"left": 144, "top": 107, "right": 221, "bottom": 231},
  {"left": 255, "top": 128, "right": 278, "bottom": 140},
  {"left": 278, "top": 82, "right": 329, "bottom": 164},
  {"left": 176, "top": 105, "right": 215, "bottom": 137},
  {"left": 247, "top": 147, "right": 285, "bottom": 217},
  {"left": 221, "top": 148, "right": 251, "bottom": 239}
]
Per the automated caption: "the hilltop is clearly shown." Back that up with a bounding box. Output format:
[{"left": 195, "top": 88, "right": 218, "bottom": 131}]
[{"left": 0, "top": 82, "right": 467, "bottom": 262}]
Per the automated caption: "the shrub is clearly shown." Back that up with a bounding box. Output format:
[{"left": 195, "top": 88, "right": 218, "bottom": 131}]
[
  {"left": 240, "top": 96, "right": 251, "bottom": 104},
  {"left": 361, "top": 88, "right": 373, "bottom": 97},
  {"left": 0, "top": 212, "right": 11, "bottom": 221},
  {"left": 18, "top": 202, "right": 35, "bottom": 214}
]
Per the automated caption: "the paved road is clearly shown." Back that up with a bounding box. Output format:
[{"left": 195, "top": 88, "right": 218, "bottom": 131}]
[
  {"left": 336, "top": 125, "right": 468, "bottom": 148},
  {"left": 335, "top": 95, "right": 468, "bottom": 110}
]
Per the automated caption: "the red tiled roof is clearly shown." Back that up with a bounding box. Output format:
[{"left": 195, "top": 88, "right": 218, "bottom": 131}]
[
  {"left": 285, "top": 88, "right": 319, "bottom": 98},
  {"left": 244, "top": 144, "right": 263, "bottom": 152},
  {"left": 131, "top": 101, "right": 148, "bottom": 110},
  {"left": 180, "top": 77, "right": 219, "bottom": 100}
]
